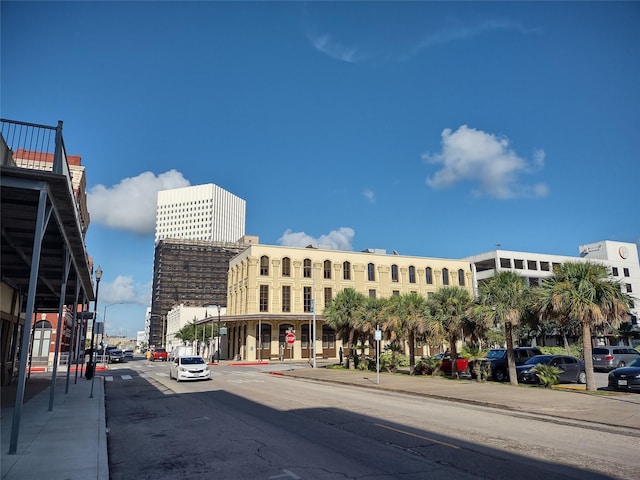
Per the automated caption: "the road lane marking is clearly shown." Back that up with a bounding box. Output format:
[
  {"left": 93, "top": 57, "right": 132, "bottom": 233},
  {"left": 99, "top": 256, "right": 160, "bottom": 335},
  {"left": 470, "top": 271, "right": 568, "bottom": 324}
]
[
  {"left": 269, "top": 470, "right": 301, "bottom": 479},
  {"left": 374, "top": 423, "right": 460, "bottom": 449},
  {"left": 105, "top": 376, "right": 114, "bottom": 382},
  {"left": 121, "top": 375, "right": 132, "bottom": 380}
]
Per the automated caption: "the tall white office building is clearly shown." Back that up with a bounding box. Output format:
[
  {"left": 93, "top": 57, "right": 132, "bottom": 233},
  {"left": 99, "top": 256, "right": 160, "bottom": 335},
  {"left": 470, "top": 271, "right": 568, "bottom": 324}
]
[{"left": 155, "top": 183, "right": 246, "bottom": 244}]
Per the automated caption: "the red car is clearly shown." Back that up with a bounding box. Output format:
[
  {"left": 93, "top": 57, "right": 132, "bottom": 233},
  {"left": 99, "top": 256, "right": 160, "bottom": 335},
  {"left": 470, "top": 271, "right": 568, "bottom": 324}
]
[
  {"left": 440, "top": 355, "right": 470, "bottom": 376},
  {"left": 151, "top": 348, "right": 168, "bottom": 362}
]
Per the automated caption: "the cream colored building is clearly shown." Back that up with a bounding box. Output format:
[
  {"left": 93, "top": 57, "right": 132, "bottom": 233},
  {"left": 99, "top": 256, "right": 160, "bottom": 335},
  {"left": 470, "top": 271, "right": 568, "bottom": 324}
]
[{"left": 224, "top": 244, "right": 474, "bottom": 362}]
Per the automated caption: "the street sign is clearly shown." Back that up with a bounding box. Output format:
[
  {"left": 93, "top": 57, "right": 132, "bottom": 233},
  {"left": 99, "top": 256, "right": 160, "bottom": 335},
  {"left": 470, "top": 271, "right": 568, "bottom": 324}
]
[{"left": 286, "top": 332, "right": 295, "bottom": 345}]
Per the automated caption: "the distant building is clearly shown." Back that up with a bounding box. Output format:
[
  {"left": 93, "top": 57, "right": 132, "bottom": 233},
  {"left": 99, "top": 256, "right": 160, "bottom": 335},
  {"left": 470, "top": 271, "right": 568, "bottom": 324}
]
[
  {"left": 224, "top": 243, "right": 475, "bottom": 362},
  {"left": 149, "top": 182, "right": 254, "bottom": 347},
  {"left": 155, "top": 183, "right": 246, "bottom": 244},
  {"left": 465, "top": 240, "right": 639, "bottom": 330}
]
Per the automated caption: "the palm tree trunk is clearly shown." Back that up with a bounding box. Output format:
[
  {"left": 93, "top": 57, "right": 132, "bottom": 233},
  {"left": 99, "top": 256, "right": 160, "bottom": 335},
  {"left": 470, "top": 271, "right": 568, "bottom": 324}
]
[
  {"left": 408, "top": 331, "right": 415, "bottom": 375},
  {"left": 505, "top": 322, "right": 518, "bottom": 386},
  {"left": 347, "top": 329, "right": 355, "bottom": 369},
  {"left": 450, "top": 335, "right": 458, "bottom": 378},
  {"left": 582, "top": 322, "right": 597, "bottom": 391}
]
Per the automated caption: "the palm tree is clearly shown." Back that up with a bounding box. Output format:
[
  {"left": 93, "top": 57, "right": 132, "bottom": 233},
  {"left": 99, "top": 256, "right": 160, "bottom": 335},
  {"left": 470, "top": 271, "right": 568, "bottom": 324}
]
[
  {"left": 384, "top": 293, "right": 429, "bottom": 374},
  {"left": 534, "top": 261, "right": 633, "bottom": 391},
  {"left": 427, "top": 287, "right": 474, "bottom": 377},
  {"left": 476, "top": 271, "right": 530, "bottom": 385},
  {"left": 323, "top": 288, "right": 366, "bottom": 369}
]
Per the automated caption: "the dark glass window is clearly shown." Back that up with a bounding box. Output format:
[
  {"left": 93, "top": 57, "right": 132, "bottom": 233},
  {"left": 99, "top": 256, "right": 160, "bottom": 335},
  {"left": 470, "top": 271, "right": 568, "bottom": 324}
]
[
  {"left": 324, "top": 287, "right": 332, "bottom": 307},
  {"left": 282, "top": 257, "right": 291, "bottom": 277},
  {"left": 282, "top": 285, "right": 291, "bottom": 312},
  {"left": 303, "top": 258, "right": 312, "bottom": 278},
  {"left": 260, "top": 256, "right": 269, "bottom": 276},
  {"left": 458, "top": 269, "right": 465, "bottom": 286},
  {"left": 324, "top": 260, "right": 331, "bottom": 279},
  {"left": 303, "top": 286, "right": 312, "bottom": 312},
  {"left": 442, "top": 268, "right": 449, "bottom": 285},
  {"left": 409, "top": 266, "right": 416, "bottom": 283},
  {"left": 343, "top": 261, "right": 351, "bottom": 280},
  {"left": 259, "top": 285, "right": 268, "bottom": 312},
  {"left": 426, "top": 267, "right": 433, "bottom": 284},
  {"left": 368, "top": 263, "right": 375, "bottom": 281},
  {"left": 391, "top": 264, "right": 399, "bottom": 282}
]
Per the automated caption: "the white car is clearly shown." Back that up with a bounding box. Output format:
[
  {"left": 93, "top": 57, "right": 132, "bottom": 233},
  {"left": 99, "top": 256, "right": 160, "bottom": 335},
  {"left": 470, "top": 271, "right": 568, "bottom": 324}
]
[{"left": 169, "top": 356, "right": 211, "bottom": 382}]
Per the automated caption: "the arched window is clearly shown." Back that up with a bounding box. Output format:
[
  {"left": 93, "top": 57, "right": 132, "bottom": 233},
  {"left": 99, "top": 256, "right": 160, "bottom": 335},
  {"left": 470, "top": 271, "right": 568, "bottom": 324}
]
[
  {"left": 442, "top": 268, "right": 449, "bottom": 285},
  {"left": 458, "top": 269, "right": 465, "bottom": 286},
  {"left": 324, "top": 260, "right": 332, "bottom": 279},
  {"left": 391, "top": 264, "right": 399, "bottom": 282},
  {"left": 343, "top": 261, "right": 351, "bottom": 280},
  {"left": 409, "top": 266, "right": 416, "bottom": 284},
  {"left": 303, "top": 258, "right": 312, "bottom": 278},
  {"left": 425, "top": 267, "right": 433, "bottom": 284},
  {"left": 260, "top": 255, "right": 269, "bottom": 276},
  {"left": 368, "top": 263, "right": 375, "bottom": 281},
  {"left": 282, "top": 257, "right": 291, "bottom": 277}
]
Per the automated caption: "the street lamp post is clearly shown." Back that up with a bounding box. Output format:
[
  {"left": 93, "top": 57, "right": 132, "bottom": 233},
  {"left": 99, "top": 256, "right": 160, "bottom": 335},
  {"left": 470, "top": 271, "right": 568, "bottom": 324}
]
[
  {"left": 216, "top": 305, "right": 221, "bottom": 363},
  {"left": 86, "top": 265, "right": 102, "bottom": 381}
]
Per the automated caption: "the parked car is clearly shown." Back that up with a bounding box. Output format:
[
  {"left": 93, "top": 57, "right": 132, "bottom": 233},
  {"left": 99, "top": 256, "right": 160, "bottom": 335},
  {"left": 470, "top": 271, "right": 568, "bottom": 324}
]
[
  {"left": 169, "top": 356, "right": 211, "bottom": 382},
  {"left": 123, "top": 349, "right": 134, "bottom": 360},
  {"left": 150, "top": 348, "right": 168, "bottom": 362},
  {"left": 592, "top": 346, "right": 640, "bottom": 372},
  {"left": 516, "top": 355, "right": 586, "bottom": 384},
  {"left": 608, "top": 358, "right": 640, "bottom": 392},
  {"left": 439, "top": 355, "right": 470, "bottom": 377},
  {"left": 108, "top": 349, "right": 125, "bottom": 364},
  {"left": 470, "top": 347, "right": 543, "bottom": 382}
]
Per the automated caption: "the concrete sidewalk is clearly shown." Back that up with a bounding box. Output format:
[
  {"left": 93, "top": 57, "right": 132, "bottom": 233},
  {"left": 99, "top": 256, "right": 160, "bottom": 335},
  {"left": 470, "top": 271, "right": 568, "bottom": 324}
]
[
  {"left": 1, "top": 374, "right": 108, "bottom": 480},
  {"left": 278, "top": 366, "right": 640, "bottom": 431}
]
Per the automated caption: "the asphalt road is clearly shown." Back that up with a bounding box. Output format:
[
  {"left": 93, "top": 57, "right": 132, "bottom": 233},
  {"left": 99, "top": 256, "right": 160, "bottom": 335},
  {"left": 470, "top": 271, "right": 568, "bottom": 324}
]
[{"left": 103, "top": 359, "right": 633, "bottom": 480}]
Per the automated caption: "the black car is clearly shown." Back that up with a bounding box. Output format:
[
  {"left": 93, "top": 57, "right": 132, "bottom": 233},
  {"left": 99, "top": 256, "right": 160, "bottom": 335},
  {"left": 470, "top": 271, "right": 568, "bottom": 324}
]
[
  {"left": 608, "top": 358, "right": 640, "bottom": 392},
  {"left": 516, "top": 355, "right": 586, "bottom": 384},
  {"left": 470, "top": 347, "right": 543, "bottom": 382}
]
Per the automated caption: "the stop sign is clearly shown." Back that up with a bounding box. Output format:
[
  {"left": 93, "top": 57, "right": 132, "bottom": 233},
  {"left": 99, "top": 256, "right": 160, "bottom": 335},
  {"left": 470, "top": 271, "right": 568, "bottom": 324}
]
[{"left": 286, "top": 332, "right": 295, "bottom": 345}]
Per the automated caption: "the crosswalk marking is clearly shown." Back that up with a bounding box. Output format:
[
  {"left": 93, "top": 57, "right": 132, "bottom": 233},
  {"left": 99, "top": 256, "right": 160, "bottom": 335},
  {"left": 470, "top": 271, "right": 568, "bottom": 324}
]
[{"left": 121, "top": 374, "right": 132, "bottom": 380}]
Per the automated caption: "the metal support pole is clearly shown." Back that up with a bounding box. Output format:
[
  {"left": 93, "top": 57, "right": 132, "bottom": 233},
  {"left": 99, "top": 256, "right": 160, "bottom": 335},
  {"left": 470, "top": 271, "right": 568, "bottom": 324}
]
[{"left": 89, "top": 266, "right": 102, "bottom": 398}]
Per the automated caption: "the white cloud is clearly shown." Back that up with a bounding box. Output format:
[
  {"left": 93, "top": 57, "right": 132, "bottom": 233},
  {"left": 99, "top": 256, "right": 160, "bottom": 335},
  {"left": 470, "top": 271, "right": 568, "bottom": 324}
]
[
  {"left": 363, "top": 189, "right": 375, "bottom": 203},
  {"left": 308, "top": 33, "right": 363, "bottom": 63},
  {"left": 278, "top": 227, "right": 355, "bottom": 251},
  {"left": 423, "top": 125, "right": 548, "bottom": 199},
  {"left": 88, "top": 170, "right": 190, "bottom": 234},
  {"left": 99, "top": 275, "right": 150, "bottom": 306}
]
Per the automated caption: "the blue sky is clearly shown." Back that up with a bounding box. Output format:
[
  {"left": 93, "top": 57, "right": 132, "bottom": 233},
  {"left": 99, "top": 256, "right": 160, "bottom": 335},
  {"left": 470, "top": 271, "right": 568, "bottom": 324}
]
[{"left": 2, "top": 1, "right": 639, "bottom": 339}]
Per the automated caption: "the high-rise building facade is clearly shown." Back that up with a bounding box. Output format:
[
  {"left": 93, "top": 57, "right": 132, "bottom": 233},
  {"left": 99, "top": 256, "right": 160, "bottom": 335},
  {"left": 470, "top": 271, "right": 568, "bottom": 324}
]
[
  {"left": 149, "top": 183, "right": 250, "bottom": 347},
  {"left": 155, "top": 183, "right": 246, "bottom": 244}
]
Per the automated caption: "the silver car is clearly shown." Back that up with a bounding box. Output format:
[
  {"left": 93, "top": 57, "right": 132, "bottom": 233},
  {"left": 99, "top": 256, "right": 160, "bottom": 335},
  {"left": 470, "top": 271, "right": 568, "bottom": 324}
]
[{"left": 592, "top": 346, "right": 640, "bottom": 371}]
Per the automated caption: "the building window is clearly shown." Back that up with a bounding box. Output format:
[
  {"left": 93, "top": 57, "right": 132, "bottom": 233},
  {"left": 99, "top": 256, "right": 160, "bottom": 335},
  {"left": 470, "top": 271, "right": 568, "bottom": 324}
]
[
  {"left": 324, "top": 287, "right": 332, "bottom": 307},
  {"left": 368, "top": 263, "right": 375, "bottom": 281},
  {"left": 514, "top": 259, "right": 524, "bottom": 269},
  {"left": 392, "top": 290, "right": 400, "bottom": 296},
  {"left": 623, "top": 268, "right": 630, "bottom": 277},
  {"left": 324, "top": 260, "right": 332, "bottom": 279},
  {"left": 259, "top": 285, "right": 269, "bottom": 312},
  {"left": 282, "top": 285, "right": 291, "bottom": 312},
  {"left": 500, "top": 258, "right": 511, "bottom": 268},
  {"left": 343, "top": 261, "right": 351, "bottom": 280},
  {"left": 369, "top": 289, "right": 376, "bottom": 298},
  {"left": 612, "top": 267, "right": 619, "bottom": 276},
  {"left": 626, "top": 284, "right": 633, "bottom": 293},
  {"left": 409, "top": 266, "right": 416, "bottom": 284},
  {"left": 458, "top": 269, "right": 465, "bottom": 286},
  {"left": 391, "top": 264, "right": 399, "bottom": 282},
  {"left": 282, "top": 257, "right": 291, "bottom": 277},
  {"left": 303, "top": 259, "right": 312, "bottom": 278},
  {"left": 260, "top": 256, "right": 269, "bottom": 276},
  {"left": 426, "top": 267, "right": 433, "bottom": 284},
  {"left": 303, "top": 286, "right": 312, "bottom": 312},
  {"left": 527, "top": 260, "right": 537, "bottom": 270},
  {"left": 442, "top": 268, "right": 449, "bottom": 285},
  {"left": 540, "top": 261, "right": 550, "bottom": 271}
]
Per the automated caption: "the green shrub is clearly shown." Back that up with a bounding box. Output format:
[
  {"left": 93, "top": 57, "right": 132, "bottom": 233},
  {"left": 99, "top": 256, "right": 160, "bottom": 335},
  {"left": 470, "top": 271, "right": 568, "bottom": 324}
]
[
  {"left": 531, "top": 364, "right": 562, "bottom": 388},
  {"left": 414, "top": 356, "right": 442, "bottom": 376},
  {"left": 539, "top": 345, "right": 582, "bottom": 359},
  {"left": 379, "top": 351, "right": 409, "bottom": 373}
]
